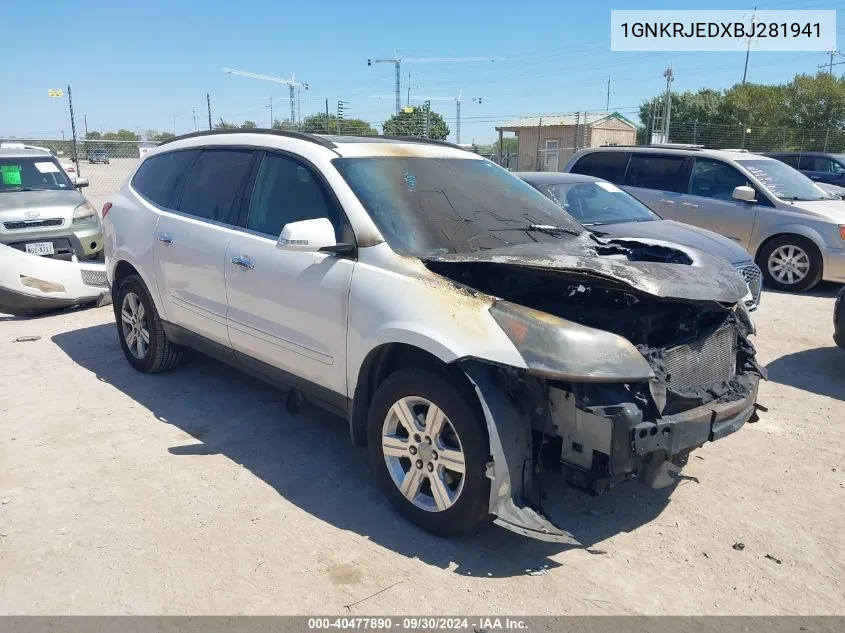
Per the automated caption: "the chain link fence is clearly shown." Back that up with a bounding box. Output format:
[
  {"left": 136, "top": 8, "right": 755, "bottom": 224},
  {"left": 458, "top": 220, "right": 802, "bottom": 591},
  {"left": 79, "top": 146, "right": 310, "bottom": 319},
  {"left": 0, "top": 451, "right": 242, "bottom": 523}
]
[{"left": 635, "top": 121, "right": 845, "bottom": 153}]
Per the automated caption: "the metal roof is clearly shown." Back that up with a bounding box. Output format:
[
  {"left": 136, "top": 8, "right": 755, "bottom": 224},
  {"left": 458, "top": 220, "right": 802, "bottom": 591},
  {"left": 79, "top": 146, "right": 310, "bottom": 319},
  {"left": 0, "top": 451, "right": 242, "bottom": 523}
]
[
  {"left": 513, "top": 171, "right": 601, "bottom": 184},
  {"left": 496, "top": 112, "right": 638, "bottom": 131}
]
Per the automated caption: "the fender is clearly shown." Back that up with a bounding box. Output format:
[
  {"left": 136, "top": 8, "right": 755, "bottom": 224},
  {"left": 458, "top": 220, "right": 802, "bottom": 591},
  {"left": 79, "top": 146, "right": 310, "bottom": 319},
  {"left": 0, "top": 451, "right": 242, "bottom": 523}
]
[{"left": 750, "top": 223, "right": 828, "bottom": 259}]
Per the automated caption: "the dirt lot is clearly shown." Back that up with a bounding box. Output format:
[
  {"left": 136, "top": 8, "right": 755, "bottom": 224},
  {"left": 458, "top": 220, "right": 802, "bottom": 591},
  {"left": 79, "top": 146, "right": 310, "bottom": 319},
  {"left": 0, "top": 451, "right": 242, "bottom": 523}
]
[{"left": 0, "top": 286, "right": 843, "bottom": 615}]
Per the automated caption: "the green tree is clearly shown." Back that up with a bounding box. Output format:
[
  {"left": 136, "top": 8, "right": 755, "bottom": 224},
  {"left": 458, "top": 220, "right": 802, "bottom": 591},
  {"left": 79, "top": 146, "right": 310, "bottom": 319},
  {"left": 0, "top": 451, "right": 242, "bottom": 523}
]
[
  {"left": 214, "top": 119, "right": 239, "bottom": 130},
  {"left": 241, "top": 120, "right": 257, "bottom": 129},
  {"left": 478, "top": 137, "right": 518, "bottom": 155},
  {"left": 271, "top": 118, "right": 297, "bottom": 131},
  {"left": 383, "top": 107, "right": 449, "bottom": 140},
  {"left": 85, "top": 131, "right": 102, "bottom": 140},
  {"left": 102, "top": 129, "right": 139, "bottom": 141},
  {"left": 149, "top": 131, "right": 176, "bottom": 142},
  {"left": 301, "top": 113, "right": 377, "bottom": 135}
]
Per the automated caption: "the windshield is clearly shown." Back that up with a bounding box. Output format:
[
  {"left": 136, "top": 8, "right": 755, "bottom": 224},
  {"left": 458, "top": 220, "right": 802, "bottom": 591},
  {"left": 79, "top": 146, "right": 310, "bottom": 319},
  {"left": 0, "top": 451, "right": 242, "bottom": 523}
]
[
  {"left": 0, "top": 157, "right": 74, "bottom": 192},
  {"left": 333, "top": 156, "right": 584, "bottom": 254},
  {"left": 736, "top": 159, "right": 837, "bottom": 201},
  {"left": 530, "top": 180, "right": 660, "bottom": 225}
]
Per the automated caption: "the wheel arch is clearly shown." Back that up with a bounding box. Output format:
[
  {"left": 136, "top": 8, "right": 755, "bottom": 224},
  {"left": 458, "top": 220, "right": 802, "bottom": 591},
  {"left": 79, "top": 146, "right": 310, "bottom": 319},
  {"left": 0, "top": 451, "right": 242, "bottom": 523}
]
[
  {"left": 754, "top": 229, "right": 825, "bottom": 276},
  {"left": 349, "top": 341, "right": 479, "bottom": 446},
  {"left": 110, "top": 258, "right": 166, "bottom": 319}
]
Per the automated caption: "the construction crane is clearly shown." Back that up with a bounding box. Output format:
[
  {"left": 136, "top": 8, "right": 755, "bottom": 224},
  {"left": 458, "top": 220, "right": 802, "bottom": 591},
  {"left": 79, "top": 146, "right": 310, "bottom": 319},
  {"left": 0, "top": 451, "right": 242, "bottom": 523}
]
[
  {"left": 367, "top": 55, "right": 493, "bottom": 115},
  {"left": 374, "top": 91, "right": 481, "bottom": 144},
  {"left": 222, "top": 68, "right": 309, "bottom": 126}
]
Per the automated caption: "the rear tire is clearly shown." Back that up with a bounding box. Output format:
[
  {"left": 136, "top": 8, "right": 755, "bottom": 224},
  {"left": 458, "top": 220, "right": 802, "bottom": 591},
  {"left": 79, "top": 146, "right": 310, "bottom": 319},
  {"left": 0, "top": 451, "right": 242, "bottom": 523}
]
[
  {"left": 758, "top": 235, "right": 822, "bottom": 292},
  {"left": 367, "top": 368, "right": 490, "bottom": 538},
  {"left": 115, "top": 274, "right": 183, "bottom": 373}
]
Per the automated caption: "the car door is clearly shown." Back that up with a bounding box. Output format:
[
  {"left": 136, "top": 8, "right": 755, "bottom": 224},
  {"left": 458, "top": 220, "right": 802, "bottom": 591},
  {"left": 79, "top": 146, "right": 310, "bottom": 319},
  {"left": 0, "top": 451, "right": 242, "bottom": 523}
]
[
  {"left": 621, "top": 153, "right": 691, "bottom": 220},
  {"left": 152, "top": 148, "right": 257, "bottom": 347},
  {"left": 800, "top": 155, "right": 845, "bottom": 186},
  {"left": 676, "top": 157, "right": 759, "bottom": 249},
  {"left": 224, "top": 151, "right": 355, "bottom": 401}
]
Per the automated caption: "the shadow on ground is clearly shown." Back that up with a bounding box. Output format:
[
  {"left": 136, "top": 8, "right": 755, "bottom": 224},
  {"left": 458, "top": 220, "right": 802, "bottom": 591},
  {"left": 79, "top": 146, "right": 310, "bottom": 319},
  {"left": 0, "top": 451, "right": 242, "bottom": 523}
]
[
  {"left": 766, "top": 345, "right": 845, "bottom": 401},
  {"left": 762, "top": 281, "right": 842, "bottom": 300},
  {"left": 52, "top": 323, "right": 677, "bottom": 578}
]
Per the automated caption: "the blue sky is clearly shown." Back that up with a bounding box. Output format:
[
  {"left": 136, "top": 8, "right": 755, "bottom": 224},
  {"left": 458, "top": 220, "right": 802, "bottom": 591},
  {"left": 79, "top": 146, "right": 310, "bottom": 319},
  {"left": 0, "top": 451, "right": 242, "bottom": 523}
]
[{"left": 1, "top": 0, "right": 842, "bottom": 144}]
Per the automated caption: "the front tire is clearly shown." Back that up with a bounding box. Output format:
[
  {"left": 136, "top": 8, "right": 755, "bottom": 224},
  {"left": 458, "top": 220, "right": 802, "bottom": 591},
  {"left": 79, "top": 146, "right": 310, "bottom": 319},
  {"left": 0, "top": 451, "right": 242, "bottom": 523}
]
[
  {"left": 115, "top": 275, "right": 183, "bottom": 373},
  {"left": 758, "top": 235, "right": 822, "bottom": 292},
  {"left": 367, "top": 368, "right": 490, "bottom": 538}
]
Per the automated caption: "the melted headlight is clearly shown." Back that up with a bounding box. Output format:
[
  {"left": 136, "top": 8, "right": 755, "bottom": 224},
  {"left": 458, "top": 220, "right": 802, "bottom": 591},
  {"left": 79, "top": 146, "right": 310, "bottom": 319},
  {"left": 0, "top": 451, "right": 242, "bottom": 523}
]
[{"left": 489, "top": 301, "right": 654, "bottom": 382}]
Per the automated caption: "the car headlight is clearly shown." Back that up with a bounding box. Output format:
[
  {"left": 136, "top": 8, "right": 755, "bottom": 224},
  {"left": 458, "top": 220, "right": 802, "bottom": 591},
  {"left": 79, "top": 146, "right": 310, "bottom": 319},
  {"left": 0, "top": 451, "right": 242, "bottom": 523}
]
[
  {"left": 72, "top": 201, "right": 97, "bottom": 223},
  {"left": 489, "top": 301, "right": 654, "bottom": 382}
]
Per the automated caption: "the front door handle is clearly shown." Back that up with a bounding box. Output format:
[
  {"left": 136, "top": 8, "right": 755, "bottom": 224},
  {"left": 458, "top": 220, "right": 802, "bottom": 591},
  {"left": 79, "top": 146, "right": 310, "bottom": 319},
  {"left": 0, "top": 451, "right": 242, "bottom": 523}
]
[
  {"left": 658, "top": 198, "right": 676, "bottom": 205},
  {"left": 157, "top": 233, "right": 173, "bottom": 245},
  {"left": 681, "top": 202, "right": 699, "bottom": 208},
  {"left": 231, "top": 255, "right": 255, "bottom": 270}
]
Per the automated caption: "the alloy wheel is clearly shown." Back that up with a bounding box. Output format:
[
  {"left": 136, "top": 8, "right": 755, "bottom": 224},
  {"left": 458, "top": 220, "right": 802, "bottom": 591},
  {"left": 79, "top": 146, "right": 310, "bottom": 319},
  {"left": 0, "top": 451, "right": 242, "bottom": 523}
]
[
  {"left": 768, "top": 244, "right": 810, "bottom": 286},
  {"left": 120, "top": 291, "right": 150, "bottom": 359},
  {"left": 381, "top": 396, "right": 467, "bottom": 512}
]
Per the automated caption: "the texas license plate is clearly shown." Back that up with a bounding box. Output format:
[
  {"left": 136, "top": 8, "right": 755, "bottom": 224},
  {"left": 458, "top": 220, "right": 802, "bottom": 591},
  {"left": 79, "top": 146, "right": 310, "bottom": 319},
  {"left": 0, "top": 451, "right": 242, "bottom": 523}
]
[{"left": 25, "top": 242, "right": 55, "bottom": 256}]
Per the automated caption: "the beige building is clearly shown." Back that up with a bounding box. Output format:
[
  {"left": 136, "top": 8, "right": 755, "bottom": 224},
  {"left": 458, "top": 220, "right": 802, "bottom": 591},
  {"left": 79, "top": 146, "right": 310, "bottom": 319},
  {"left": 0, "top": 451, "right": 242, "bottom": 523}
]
[{"left": 495, "top": 112, "right": 638, "bottom": 172}]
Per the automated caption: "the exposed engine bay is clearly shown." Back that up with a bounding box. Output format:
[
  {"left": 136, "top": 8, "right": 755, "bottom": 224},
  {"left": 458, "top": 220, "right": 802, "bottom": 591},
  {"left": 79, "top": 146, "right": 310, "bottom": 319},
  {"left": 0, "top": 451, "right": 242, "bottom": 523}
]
[{"left": 421, "top": 237, "right": 766, "bottom": 544}]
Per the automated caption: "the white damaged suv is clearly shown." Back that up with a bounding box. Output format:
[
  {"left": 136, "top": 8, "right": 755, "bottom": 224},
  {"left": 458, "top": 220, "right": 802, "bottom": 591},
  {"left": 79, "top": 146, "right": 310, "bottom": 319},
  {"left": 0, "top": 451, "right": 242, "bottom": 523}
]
[{"left": 103, "top": 131, "right": 765, "bottom": 543}]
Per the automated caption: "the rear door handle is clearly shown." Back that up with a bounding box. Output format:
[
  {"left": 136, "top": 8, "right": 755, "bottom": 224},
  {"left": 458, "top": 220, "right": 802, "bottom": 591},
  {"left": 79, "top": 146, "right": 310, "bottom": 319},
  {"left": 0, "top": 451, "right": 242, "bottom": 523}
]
[
  {"left": 681, "top": 202, "right": 699, "bottom": 208},
  {"left": 157, "top": 233, "right": 173, "bottom": 244},
  {"left": 231, "top": 255, "right": 255, "bottom": 270}
]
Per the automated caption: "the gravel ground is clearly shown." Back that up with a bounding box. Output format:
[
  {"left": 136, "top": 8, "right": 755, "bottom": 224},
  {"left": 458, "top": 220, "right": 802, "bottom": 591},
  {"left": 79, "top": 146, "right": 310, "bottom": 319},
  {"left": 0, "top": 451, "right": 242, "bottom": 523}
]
[{"left": 0, "top": 285, "right": 843, "bottom": 615}]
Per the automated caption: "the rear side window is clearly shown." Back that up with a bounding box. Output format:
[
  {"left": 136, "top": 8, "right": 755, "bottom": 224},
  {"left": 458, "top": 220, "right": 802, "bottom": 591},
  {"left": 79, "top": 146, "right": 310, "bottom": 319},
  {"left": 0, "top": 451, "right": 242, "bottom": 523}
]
[
  {"left": 623, "top": 153, "right": 688, "bottom": 192},
  {"left": 569, "top": 151, "right": 630, "bottom": 183},
  {"left": 178, "top": 149, "right": 255, "bottom": 224},
  {"left": 131, "top": 149, "right": 198, "bottom": 208},
  {"left": 774, "top": 154, "right": 800, "bottom": 168}
]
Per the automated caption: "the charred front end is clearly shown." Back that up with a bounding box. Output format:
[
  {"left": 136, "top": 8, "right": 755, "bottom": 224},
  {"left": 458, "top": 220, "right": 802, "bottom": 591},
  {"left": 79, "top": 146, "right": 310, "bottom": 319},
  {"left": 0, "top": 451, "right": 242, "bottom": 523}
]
[{"left": 424, "top": 240, "right": 765, "bottom": 543}]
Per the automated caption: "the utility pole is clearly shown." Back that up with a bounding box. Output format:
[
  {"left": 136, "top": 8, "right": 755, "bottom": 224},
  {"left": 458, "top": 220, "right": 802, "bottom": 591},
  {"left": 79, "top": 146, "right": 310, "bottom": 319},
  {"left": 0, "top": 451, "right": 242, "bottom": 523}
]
[
  {"left": 67, "top": 84, "right": 80, "bottom": 176},
  {"left": 662, "top": 65, "right": 674, "bottom": 142},
  {"left": 207, "top": 93, "right": 212, "bottom": 130},
  {"left": 605, "top": 74, "right": 612, "bottom": 112},
  {"left": 407, "top": 70, "right": 411, "bottom": 107},
  {"left": 84, "top": 114, "right": 88, "bottom": 139},
  {"left": 741, "top": 6, "right": 757, "bottom": 85},
  {"left": 337, "top": 100, "right": 347, "bottom": 134},
  {"left": 192, "top": 107, "right": 197, "bottom": 131},
  {"left": 424, "top": 100, "right": 431, "bottom": 138},
  {"left": 268, "top": 95, "right": 273, "bottom": 128},
  {"left": 818, "top": 50, "right": 845, "bottom": 75},
  {"left": 325, "top": 98, "right": 330, "bottom": 133}
]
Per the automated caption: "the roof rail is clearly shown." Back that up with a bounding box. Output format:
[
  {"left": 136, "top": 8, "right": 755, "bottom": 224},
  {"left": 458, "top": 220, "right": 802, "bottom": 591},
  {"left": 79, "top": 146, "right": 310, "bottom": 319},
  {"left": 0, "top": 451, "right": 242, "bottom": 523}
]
[
  {"left": 156, "top": 128, "right": 337, "bottom": 149},
  {"left": 376, "top": 135, "right": 470, "bottom": 151},
  {"left": 645, "top": 143, "right": 705, "bottom": 150}
]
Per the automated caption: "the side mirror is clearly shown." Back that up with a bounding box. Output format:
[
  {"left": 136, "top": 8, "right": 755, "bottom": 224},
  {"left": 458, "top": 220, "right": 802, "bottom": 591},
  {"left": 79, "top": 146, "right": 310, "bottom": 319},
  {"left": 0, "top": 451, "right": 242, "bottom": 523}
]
[
  {"left": 277, "top": 218, "right": 338, "bottom": 253},
  {"left": 74, "top": 177, "right": 89, "bottom": 188},
  {"left": 732, "top": 185, "right": 756, "bottom": 203}
]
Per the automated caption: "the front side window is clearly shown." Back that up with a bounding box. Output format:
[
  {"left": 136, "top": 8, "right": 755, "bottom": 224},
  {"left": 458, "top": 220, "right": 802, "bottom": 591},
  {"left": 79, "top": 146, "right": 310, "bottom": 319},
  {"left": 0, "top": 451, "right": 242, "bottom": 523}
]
[
  {"left": 809, "top": 157, "right": 844, "bottom": 174},
  {"left": 736, "top": 158, "right": 837, "bottom": 201},
  {"left": 569, "top": 151, "right": 630, "bottom": 183},
  {"left": 178, "top": 149, "right": 255, "bottom": 223},
  {"left": 131, "top": 149, "right": 198, "bottom": 208},
  {"left": 246, "top": 153, "right": 345, "bottom": 240},
  {"left": 689, "top": 158, "right": 750, "bottom": 201},
  {"left": 0, "top": 156, "right": 74, "bottom": 192},
  {"left": 623, "top": 154, "right": 688, "bottom": 192},
  {"left": 334, "top": 156, "right": 584, "bottom": 255}
]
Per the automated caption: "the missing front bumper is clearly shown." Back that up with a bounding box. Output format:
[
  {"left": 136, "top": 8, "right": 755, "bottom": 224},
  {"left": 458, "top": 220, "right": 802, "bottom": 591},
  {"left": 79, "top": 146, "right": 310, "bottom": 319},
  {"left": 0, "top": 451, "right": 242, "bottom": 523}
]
[{"left": 461, "top": 359, "right": 760, "bottom": 544}]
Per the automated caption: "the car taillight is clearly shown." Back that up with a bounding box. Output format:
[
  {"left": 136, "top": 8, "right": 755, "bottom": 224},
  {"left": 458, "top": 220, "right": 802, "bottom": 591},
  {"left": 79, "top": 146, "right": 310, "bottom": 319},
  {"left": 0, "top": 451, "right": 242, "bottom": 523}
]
[{"left": 102, "top": 202, "right": 113, "bottom": 218}]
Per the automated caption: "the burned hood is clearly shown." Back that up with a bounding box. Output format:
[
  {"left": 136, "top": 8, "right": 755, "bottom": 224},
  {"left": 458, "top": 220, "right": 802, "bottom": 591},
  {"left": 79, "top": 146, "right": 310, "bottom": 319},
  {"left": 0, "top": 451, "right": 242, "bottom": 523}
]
[{"left": 422, "top": 236, "right": 749, "bottom": 304}]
